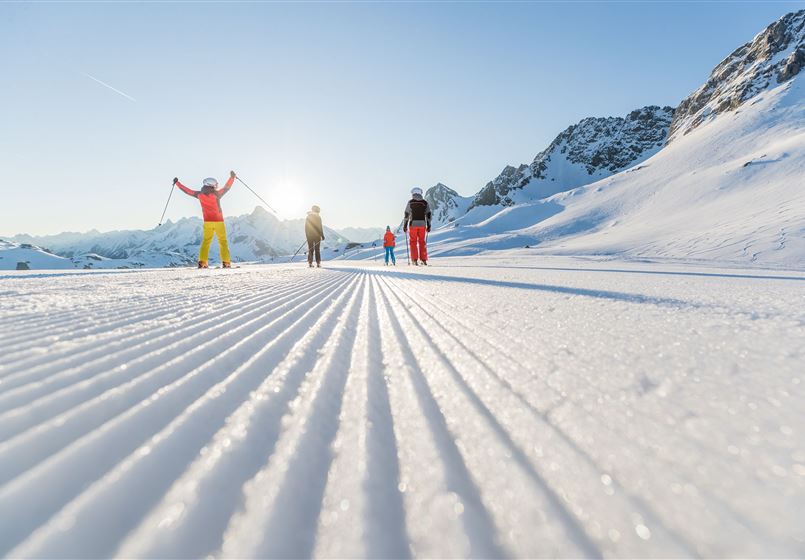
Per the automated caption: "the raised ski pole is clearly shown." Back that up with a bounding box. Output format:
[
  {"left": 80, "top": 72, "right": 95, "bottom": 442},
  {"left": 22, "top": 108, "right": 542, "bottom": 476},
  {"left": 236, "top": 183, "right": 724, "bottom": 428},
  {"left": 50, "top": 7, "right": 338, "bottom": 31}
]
[
  {"left": 235, "top": 176, "right": 279, "bottom": 215},
  {"left": 158, "top": 180, "right": 176, "bottom": 227}
]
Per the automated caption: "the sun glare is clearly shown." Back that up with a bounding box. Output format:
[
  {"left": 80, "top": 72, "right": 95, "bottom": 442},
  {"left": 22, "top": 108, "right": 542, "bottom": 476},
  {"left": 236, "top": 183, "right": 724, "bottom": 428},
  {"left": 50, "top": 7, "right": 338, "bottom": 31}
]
[{"left": 271, "top": 182, "right": 309, "bottom": 220}]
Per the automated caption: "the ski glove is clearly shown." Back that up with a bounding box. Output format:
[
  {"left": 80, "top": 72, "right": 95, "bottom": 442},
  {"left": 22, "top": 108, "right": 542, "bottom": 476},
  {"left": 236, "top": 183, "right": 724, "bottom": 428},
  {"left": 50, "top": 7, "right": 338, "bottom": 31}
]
[
  {"left": 427, "top": 225, "right": 431, "bottom": 232},
  {"left": 230, "top": 170, "right": 236, "bottom": 179},
  {"left": 173, "top": 177, "right": 179, "bottom": 185}
]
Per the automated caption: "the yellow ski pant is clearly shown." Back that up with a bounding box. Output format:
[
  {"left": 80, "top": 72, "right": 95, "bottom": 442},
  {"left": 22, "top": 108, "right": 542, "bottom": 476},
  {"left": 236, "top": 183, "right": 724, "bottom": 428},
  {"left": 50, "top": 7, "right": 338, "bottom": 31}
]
[{"left": 199, "top": 221, "right": 231, "bottom": 264}]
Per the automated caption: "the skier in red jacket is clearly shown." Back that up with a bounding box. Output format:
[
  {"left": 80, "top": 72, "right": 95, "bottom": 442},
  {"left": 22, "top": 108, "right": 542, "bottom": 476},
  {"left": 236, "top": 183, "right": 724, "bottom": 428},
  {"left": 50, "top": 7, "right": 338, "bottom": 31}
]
[
  {"left": 383, "top": 226, "right": 396, "bottom": 266},
  {"left": 174, "top": 171, "right": 236, "bottom": 268}
]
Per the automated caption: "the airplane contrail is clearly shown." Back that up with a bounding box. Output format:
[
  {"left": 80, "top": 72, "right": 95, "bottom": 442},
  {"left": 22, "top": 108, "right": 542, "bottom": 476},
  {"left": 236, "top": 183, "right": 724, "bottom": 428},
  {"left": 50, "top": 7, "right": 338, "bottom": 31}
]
[{"left": 82, "top": 72, "right": 137, "bottom": 102}]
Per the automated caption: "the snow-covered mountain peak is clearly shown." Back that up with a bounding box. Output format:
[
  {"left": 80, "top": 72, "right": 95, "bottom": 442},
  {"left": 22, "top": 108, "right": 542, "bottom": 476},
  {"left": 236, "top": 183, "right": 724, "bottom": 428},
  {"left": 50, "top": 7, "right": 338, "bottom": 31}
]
[
  {"left": 669, "top": 9, "right": 805, "bottom": 140},
  {"left": 467, "top": 105, "right": 674, "bottom": 211},
  {"left": 425, "top": 183, "right": 473, "bottom": 227},
  {"left": 530, "top": 105, "right": 675, "bottom": 178}
]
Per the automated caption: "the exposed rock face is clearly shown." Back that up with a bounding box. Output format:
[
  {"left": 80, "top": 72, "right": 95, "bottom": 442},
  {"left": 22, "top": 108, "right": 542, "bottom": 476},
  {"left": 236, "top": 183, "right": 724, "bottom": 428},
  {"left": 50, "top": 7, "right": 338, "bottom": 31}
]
[
  {"left": 470, "top": 105, "right": 675, "bottom": 209},
  {"left": 471, "top": 165, "right": 530, "bottom": 208},
  {"left": 425, "top": 183, "right": 472, "bottom": 227},
  {"left": 669, "top": 9, "right": 805, "bottom": 140}
]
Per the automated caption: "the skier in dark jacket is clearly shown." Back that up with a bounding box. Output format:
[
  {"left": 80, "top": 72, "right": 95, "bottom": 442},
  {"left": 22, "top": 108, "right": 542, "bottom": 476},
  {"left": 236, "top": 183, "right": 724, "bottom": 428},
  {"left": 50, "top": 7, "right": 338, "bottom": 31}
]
[
  {"left": 305, "top": 205, "right": 325, "bottom": 268},
  {"left": 403, "top": 187, "right": 432, "bottom": 265}
]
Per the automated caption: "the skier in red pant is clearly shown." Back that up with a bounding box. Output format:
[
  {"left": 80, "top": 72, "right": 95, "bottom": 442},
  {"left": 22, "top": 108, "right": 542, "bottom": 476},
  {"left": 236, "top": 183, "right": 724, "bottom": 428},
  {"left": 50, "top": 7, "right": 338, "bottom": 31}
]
[{"left": 403, "top": 187, "right": 432, "bottom": 266}]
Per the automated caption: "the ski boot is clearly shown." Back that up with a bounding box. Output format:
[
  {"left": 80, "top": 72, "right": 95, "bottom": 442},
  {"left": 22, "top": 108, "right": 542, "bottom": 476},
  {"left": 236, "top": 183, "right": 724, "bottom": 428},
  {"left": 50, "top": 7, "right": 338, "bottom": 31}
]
[
  {"left": 198, "top": 261, "right": 209, "bottom": 269},
  {"left": 222, "top": 262, "right": 231, "bottom": 269}
]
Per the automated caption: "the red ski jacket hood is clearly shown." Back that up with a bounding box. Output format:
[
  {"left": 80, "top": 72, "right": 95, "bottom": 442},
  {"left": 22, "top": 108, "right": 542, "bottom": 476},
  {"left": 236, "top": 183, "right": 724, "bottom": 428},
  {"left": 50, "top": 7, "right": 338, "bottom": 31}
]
[{"left": 176, "top": 176, "right": 235, "bottom": 222}]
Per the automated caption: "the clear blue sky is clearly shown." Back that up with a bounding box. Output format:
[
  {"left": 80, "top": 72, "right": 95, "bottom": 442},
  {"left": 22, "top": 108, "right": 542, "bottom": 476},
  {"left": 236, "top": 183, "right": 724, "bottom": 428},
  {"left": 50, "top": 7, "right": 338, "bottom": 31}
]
[{"left": 2, "top": 1, "right": 802, "bottom": 236}]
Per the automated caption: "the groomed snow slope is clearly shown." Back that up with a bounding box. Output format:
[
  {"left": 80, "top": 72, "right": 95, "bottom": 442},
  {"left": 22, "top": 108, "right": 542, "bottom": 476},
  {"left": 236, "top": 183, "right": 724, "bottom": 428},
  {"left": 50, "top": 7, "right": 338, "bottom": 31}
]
[
  {"left": 1, "top": 258, "right": 803, "bottom": 558},
  {"left": 424, "top": 77, "right": 805, "bottom": 267}
]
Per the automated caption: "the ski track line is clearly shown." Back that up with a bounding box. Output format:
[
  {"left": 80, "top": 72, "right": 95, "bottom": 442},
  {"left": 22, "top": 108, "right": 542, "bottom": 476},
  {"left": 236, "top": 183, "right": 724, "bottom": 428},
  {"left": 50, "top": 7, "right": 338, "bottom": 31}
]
[
  {"left": 0, "top": 277, "right": 349, "bottom": 546},
  {"left": 412, "top": 272, "right": 787, "bottom": 533},
  {"left": 382, "top": 273, "right": 786, "bottom": 555},
  {"left": 0, "top": 274, "right": 346, "bottom": 446},
  {"left": 378, "top": 274, "right": 695, "bottom": 557},
  {"left": 376, "top": 274, "right": 602, "bottom": 558},
  {"left": 360, "top": 279, "right": 413, "bottom": 559},
  {"left": 371, "top": 275, "right": 510, "bottom": 559},
  {"left": 217, "top": 275, "right": 367, "bottom": 558},
  {"left": 0, "top": 273, "right": 337, "bottom": 414},
  {"left": 0, "top": 290, "right": 200, "bottom": 353},
  {"left": 310, "top": 280, "right": 376, "bottom": 558},
  {"left": 0, "top": 270, "right": 358, "bottom": 555},
  {"left": 0, "top": 292, "right": 170, "bottom": 340},
  {"left": 0, "top": 285, "right": 282, "bottom": 392},
  {"left": 312, "top": 278, "right": 412, "bottom": 560},
  {"left": 0, "top": 274, "right": 283, "bottom": 373},
  {"left": 0, "top": 272, "right": 281, "bottom": 369},
  {"left": 11, "top": 273, "right": 364, "bottom": 559},
  {"left": 0, "top": 274, "right": 304, "bottom": 392},
  {"left": 0, "top": 272, "right": 352, "bottom": 484},
  {"left": 379, "top": 276, "right": 698, "bottom": 545},
  {"left": 393, "top": 273, "right": 727, "bottom": 467},
  {"left": 0, "top": 269, "right": 274, "bottom": 343},
  {"left": 0, "top": 293, "right": 216, "bottom": 373},
  {"left": 113, "top": 272, "right": 364, "bottom": 560}
]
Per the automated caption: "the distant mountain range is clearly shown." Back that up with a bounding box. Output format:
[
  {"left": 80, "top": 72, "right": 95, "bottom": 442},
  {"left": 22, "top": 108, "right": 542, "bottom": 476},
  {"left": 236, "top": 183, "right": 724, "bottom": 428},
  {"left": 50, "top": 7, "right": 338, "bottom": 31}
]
[{"left": 3, "top": 208, "right": 379, "bottom": 269}]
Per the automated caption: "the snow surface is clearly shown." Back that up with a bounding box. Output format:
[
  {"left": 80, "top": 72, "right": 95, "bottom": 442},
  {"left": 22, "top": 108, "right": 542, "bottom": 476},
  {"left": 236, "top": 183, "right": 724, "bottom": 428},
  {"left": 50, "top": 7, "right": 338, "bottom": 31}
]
[{"left": 1, "top": 256, "right": 803, "bottom": 558}]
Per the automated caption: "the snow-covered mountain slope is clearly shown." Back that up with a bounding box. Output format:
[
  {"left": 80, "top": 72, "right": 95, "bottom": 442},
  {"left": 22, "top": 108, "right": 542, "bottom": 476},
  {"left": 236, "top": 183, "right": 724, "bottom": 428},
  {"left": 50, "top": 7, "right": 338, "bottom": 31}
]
[
  {"left": 427, "top": 106, "right": 674, "bottom": 228},
  {"left": 0, "top": 238, "right": 193, "bottom": 270},
  {"left": 425, "top": 183, "right": 473, "bottom": 227},
  {"left": 472, "top": 105, "right": 675, "bottom": 209},
  {"left": 11, "top": 207, "right": 352, "bottom": 268},
  {"left": 0, "top": 240, "right": 74, "bottom": 270},
  {"left": 334, "top": 226, "right": 386, "bottom": 243},
  {"left": 669, "top": 9, "right": 805, "bottom": 140},
  {"left": 424, "top": 11, "right": 805, "bottom": 268},
  {"left": 1, "top": 258, "right": 803, "bottom": 557}
]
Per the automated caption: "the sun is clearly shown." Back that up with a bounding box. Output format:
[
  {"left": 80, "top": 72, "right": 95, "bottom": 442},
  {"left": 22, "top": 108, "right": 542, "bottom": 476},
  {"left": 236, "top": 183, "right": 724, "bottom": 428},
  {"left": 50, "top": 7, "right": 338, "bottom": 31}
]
[{"left": 270, "top": 182, "right": 309, "bottom": 220}]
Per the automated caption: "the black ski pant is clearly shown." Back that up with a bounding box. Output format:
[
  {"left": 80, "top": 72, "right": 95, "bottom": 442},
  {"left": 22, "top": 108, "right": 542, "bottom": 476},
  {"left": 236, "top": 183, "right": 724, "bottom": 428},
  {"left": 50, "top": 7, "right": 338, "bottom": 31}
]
[{"left": 307, "top": 237, "right": 321, "bottom": 265}]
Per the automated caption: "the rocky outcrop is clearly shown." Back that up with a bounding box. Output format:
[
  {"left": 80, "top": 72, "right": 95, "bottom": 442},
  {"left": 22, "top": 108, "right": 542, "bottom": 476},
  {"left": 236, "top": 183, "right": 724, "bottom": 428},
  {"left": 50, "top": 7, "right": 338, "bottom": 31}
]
[
  {"left": 669, "top": 10, "right": 805, "bottom": 140},
  {"left": 469, "top": 105, "right": 674, "bottom": 209},
  {"left": 425, "top": 183, "right": 473, "bottom": 227}
]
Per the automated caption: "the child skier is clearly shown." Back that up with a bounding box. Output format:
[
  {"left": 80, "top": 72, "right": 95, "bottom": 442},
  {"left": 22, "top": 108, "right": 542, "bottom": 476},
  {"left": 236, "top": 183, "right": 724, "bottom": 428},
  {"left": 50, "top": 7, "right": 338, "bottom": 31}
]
[
  {"left": 174, "top": 170, "right": 237, "bottom": 269},
  {"left": 383, "top": 226, "right": 396, "bottom": 266},
  {"left": 305, "top": 205, "right": 325, "bottom": 268},
  {"left": 403, "top": 187, "right": 432, "bottom": 266}
]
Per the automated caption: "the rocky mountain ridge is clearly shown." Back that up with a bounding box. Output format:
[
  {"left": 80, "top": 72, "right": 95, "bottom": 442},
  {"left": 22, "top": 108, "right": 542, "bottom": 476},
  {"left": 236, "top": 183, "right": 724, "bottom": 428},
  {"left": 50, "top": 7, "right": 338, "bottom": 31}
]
[
  {"left": 669, "top": 9, "right": 805, "bottom": 140},
  {"left": 426, "top": 105, "right": 675, "bottom": 227}
]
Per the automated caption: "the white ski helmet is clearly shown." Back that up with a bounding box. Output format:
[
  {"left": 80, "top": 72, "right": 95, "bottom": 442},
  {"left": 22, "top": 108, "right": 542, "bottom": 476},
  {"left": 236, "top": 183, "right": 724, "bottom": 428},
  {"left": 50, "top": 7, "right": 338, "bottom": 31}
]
[
  {"left": 203, "top": 177, "right": 218, "bottom": 188},
  {"left": 411, "top": 187, "right": 423, "bottom": 196}
]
